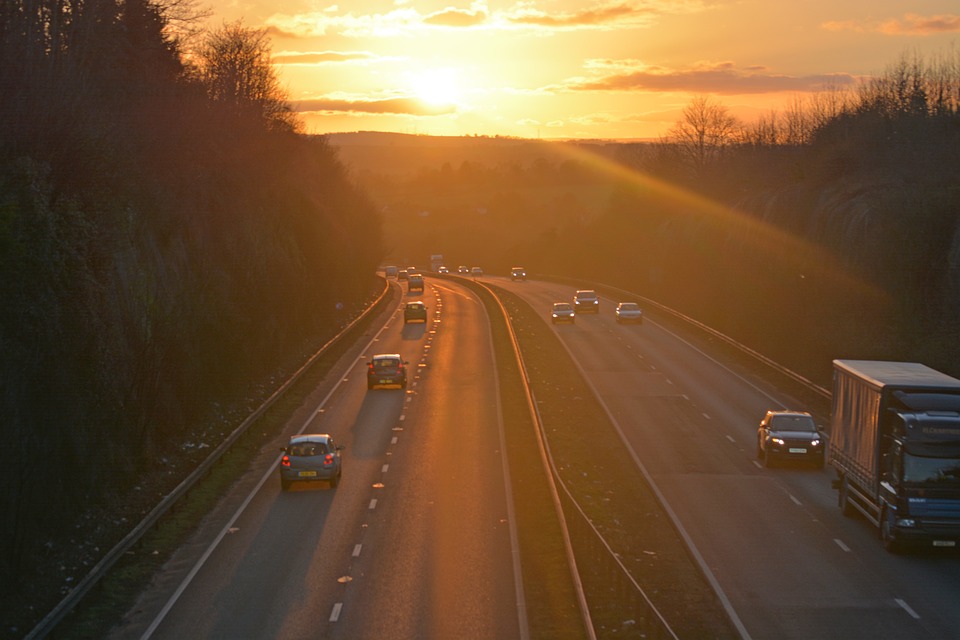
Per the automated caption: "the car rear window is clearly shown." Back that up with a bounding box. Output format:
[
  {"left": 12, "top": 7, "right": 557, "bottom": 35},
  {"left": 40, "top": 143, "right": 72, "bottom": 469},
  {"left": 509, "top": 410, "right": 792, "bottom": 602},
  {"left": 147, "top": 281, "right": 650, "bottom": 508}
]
[
  {"left": 289, "top": 441, "right": 329, "bottom": 456},
  {"left": 375, "top": 358, "right": 399, "bottom": 368}
]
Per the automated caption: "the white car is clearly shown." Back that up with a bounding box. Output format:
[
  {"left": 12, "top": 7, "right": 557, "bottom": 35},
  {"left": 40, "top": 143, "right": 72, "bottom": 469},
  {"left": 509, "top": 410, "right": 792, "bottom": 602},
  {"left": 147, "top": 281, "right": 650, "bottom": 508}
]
[{"left": 615, "top": 302, "right": 643, "bottom": 324}]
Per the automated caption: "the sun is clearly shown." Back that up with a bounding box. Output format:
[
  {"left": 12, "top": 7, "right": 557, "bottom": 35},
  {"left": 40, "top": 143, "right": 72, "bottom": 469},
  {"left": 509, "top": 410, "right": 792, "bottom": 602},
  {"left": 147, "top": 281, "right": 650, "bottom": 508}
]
[{"left": 408, "top": 68, "right": 463, "bottom": 106}]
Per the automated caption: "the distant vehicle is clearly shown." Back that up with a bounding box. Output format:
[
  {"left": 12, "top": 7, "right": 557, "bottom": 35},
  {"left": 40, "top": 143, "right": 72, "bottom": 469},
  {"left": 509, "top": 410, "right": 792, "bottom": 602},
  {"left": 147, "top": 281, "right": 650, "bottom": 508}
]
[
  {"left": 510, "top": 267, "right": 527, "bottom": 281},
  {"left": 615, "top": 302, "right": 643, "bottom": 324},
  {"left": 470, "top": 266, "right": 483, "bottom": 277},
  {"left": 398, "top": 268, "right": 409, "bottom": 281},
  {"left": 384, "top": 265, "right": 398, "bottom": 278},
  {"left": 756, "top": 411, "right": 824, "bottom": 468},
  {"left": 457, "top": 265, "right": 470, "bottom": 274},
  {"left": 829, "top": 360, "right": 960, "bottom": 552},
  {"left": 408, "top": 273, "right": 424, "bottom": 292},
  {"left": 430, "top": 254, "right": 444, "bottom": 271},
  {"left": 574, "top": 289, "right": 599, "bottom": 313},
  {"left": 403, "top": 301, "right": 428, "bottom": 323},
  {"left": 279, "top": 434, "right": 343, "bottom": 490},
  {"left": 437, "top": 266, "right": 449, "bottom": 274},
  {"left": 551, "top": 302, "right": 575, "bottom": 324},
  {"left": 367, "top": 354, "right": 408, "bottom": 389}
]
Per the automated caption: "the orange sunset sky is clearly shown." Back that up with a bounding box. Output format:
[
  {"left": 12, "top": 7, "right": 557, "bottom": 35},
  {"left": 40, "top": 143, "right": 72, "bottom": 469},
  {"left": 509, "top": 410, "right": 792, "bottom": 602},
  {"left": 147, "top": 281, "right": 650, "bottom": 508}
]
[{"left": 204, "top": 0, "right": 960, "bottom": 139}]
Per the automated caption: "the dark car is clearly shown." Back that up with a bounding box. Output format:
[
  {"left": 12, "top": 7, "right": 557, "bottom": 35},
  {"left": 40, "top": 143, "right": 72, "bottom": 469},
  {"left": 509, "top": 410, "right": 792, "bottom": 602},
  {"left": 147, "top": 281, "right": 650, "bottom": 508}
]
[
  {"left": 551, "top": 302, "right": 575, "bottom": 324},
  {"left": 367, "top": 353, "right": 408, "bottom": 389},
  {"left": 574, "top": 289, "right": 599, "bottom": 313},
  {"left": 510, "top": 266, "right": 527, "bottom": 281},
  {"left": 279, "top": 434, "right": 343, "bottom": 490},
  {"left": 404, "top": 300, "right": 428, "bottom": 323},
  {"left": 757, "top": 410, "right": 825, "bottom": 468},
  {"left": 397, "top": 268, "right": 409, "bottom": 281}
]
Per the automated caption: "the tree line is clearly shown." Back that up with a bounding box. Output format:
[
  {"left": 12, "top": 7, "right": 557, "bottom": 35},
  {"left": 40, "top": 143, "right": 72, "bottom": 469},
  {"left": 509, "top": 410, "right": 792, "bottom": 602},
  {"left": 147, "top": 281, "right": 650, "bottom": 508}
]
[
  {"left": 0, "top": 0, "right": 383, "bottom": 616},
  {"left": 541, "top": 48, "right": 960, "bottom": 383}
]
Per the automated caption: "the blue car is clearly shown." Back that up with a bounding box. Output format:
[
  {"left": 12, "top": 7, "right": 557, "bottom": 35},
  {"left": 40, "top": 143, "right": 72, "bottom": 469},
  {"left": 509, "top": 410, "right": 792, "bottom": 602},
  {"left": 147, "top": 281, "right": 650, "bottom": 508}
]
[{"left": 279, "top": 434, "right": 343, "bottom": 490}]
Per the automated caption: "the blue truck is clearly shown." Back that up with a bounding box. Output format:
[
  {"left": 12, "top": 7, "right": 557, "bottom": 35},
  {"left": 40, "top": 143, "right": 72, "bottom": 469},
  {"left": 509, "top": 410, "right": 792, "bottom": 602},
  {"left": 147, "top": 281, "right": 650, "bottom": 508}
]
[{"left": 829, "top": 360, "right": 960, "bottom": 552}]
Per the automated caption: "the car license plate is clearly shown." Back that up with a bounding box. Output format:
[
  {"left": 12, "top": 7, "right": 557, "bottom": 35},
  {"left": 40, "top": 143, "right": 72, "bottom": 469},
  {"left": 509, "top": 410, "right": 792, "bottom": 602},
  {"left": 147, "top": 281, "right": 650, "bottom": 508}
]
[
  {"left": 379, "top": 379, "right": 391, "bottom": 384},
  {"left": 298, "top": 471, "right": 317, "bottom": 478},
  {"left": 789, "top": 448, "right": 807, "bottom": 454},
  {"left": 933, "top": 540, "right": 956, "bottom": 547}
]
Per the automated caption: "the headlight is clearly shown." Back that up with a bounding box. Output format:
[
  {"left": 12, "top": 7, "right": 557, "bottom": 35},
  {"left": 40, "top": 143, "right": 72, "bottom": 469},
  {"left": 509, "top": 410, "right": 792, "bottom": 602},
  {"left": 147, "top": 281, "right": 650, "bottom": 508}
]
[
  {"left": 771, "top": 437, "right": 785, "bottom": 446},
  {"left": 811, "top": 439, "right": 822, "bottom": 447}
]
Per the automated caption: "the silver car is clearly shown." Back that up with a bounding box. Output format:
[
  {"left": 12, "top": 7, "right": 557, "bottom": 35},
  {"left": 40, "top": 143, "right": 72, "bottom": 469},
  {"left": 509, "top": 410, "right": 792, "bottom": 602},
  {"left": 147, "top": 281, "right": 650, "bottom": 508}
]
[
  {"left": 615, "top": 302, "right": 643, "bottom": 324},
  {"left": 279, "top": 434, "right": 343, "bottom": 490}
]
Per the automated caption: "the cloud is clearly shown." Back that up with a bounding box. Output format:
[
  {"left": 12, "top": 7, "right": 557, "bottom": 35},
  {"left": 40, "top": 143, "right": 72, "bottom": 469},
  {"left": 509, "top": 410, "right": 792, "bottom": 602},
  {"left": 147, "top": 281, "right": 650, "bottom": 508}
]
[
  {"left": 423, "top": 6, "right": 489, "bottom": 28},
  {"left": 822, "top": 13, "right": 960, "bottom": 36},
  {"left": 271, "top": 51, "right": 384, "bottom": 65},
  {"left": 294, "top": 96, "right": 457, "bottom": 116},
  {"left": 558, "top": 60, "right": 861, "bottom": 95},
  {"left": 505, "top": 2, "right": 658, "bottom": 29},
  {"left": 266, "top": 1, "right": 696, "bottom": 39}
]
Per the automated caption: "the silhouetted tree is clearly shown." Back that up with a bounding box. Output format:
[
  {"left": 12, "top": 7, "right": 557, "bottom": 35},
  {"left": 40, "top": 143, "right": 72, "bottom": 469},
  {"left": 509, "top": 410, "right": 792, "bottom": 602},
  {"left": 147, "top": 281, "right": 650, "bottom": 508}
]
[{"left": 195, "top": 20, "right": 300, "bottom": 131}]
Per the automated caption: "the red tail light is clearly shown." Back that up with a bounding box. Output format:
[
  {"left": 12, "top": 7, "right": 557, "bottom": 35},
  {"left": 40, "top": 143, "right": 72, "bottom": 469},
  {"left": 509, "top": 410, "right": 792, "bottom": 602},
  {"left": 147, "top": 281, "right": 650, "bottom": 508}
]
[
  {"left": 281, "top": 455, "right": 291, "bottom": 468},
  {"left": 324, "top": 453, "right": 334, "bottom": 466}
]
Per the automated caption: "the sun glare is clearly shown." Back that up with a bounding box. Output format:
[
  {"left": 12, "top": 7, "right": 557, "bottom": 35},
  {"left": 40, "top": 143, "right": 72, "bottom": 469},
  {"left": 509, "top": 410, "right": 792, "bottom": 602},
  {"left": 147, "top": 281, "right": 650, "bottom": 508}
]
[{"left": 408, "top": 68, "right": 462, "bottom": 106}]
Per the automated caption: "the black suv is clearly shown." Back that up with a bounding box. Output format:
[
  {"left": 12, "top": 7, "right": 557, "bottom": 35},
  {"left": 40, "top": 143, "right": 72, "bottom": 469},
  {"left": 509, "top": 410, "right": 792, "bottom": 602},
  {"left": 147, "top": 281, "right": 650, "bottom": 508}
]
[{"left": 757, "top": 410, "right": 824, "bottom": 468}]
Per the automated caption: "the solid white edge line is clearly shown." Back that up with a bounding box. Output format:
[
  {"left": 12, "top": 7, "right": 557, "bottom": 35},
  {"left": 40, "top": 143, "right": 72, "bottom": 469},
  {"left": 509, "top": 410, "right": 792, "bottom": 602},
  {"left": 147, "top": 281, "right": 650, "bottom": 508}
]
[
  {"left": 140, "top": 283, "right": 404, "bottom": 639},
  {"left": 553, "top": 302, "right": 753, "bottom": 640},
  {"left": 833, "top": 538, "right": 850, "bottom": 552}
]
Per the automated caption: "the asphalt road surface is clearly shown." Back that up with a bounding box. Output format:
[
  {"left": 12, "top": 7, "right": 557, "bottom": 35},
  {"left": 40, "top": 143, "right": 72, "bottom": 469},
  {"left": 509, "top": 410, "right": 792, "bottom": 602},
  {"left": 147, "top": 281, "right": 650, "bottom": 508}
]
[
  {"left": 496, "top": 276, "right": 960, "bottom": 640},
  {"left": 112, "top": 278, "right": 526, "bottom": 640}
]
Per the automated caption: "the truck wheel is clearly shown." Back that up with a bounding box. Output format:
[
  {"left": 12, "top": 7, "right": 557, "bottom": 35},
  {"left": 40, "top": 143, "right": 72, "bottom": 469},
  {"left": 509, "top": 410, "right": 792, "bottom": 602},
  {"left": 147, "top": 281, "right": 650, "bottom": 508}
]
[
  {"left": 880, "top": 508, "right": 902, "bottom": 554},
  {"left": 839, "top": 477, "right": 855, "bottom": 517}
]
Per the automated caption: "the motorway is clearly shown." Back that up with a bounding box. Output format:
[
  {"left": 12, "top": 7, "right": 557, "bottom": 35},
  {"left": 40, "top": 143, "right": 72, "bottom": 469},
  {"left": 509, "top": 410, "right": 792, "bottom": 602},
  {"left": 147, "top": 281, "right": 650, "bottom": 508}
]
[
  {"left": 110, "top": 272, "right": 960, "bottom": 640},
  {"left": 111, "top": 278, "right": 526, "bottom": 639},
  {"left": 494, "top": 276, "right": 960, "bottom": 640}
]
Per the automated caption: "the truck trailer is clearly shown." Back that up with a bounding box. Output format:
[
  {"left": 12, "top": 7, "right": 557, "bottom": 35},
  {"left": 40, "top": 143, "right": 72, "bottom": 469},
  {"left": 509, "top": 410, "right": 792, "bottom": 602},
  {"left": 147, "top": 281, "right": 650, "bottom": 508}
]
[{"left": 829, "top": 360, "right": 960, "bottom": 551}]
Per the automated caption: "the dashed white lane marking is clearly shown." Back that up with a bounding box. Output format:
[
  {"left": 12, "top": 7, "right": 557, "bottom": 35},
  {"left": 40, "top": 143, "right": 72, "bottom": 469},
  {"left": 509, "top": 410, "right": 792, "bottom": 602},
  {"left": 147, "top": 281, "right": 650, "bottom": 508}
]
[
  {"left": 352, "top": 544, "right": 362, "bottom": 557},
  {"left": 382, "top": 464, "right": 389, "bottom": 473},
  {"left": 330, "top": 603, "right": 343, "bottom": 622},
  {"left": 702, "top": 413, "right": 712, "bottom": 420},
  {"left": 896, "top": 598, "right": 920, "bottom": 619},
  {"left": 834, "top": 538, "right": 850, "bottom": 552},
  {"left": 369, "top": 499, "right": 378, "bottom": 509},
  {"left": 788, "top": 494, "right": 801, "bottom": 506},
  {"left": 725, "top": 435, "right": 736, "bottom": 443},
  {"left": 391, "top": 436, "right": 398, "bottom": 445}
]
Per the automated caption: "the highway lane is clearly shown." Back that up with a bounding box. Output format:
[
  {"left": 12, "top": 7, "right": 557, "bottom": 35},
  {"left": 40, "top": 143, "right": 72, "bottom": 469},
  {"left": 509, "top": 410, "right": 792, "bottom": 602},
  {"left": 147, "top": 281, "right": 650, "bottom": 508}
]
[
  {"left": 112, "top": 277, "right": 525, "bottom": 640},
  {"left": 494, "top": 277, "right": 960, "bottom": 640}
]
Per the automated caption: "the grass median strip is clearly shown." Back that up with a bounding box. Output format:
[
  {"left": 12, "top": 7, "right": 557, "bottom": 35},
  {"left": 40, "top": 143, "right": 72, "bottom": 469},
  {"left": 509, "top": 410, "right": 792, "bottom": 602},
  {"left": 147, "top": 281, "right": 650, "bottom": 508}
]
[{"left": 480, "top": 283, "right": 739, "bottom": 639}]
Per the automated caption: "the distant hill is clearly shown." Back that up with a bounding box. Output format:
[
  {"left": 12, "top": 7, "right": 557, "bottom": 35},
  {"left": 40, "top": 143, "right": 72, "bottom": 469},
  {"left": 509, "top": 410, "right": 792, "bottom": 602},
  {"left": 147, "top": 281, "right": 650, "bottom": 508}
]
[{"left": 324, "top": 131, "right": 652, "bottom": 178}]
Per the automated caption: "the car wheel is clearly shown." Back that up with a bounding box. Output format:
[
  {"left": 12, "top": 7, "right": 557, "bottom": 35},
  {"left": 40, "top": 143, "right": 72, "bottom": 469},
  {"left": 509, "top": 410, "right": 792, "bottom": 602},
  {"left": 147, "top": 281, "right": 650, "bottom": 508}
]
[{"left": 281, "top": 477, "right": 291, "bottom": 492}]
